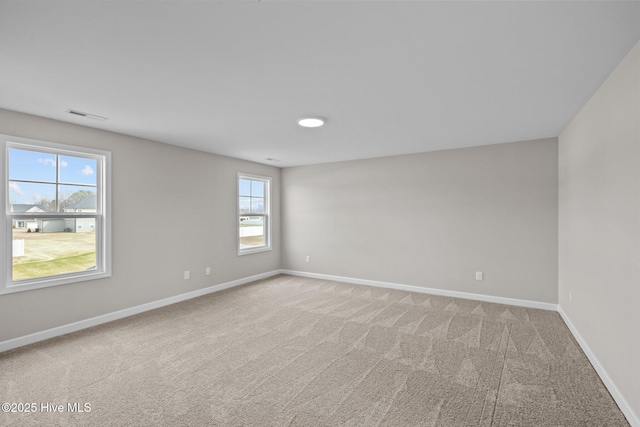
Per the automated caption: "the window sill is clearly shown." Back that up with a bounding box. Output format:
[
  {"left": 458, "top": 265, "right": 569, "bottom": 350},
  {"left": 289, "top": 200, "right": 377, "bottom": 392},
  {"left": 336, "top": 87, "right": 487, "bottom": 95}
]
[
  {"left": 1, "top": 270, "right": 111, "bottom": 295},
  {"left": 238, "top": 246, "right": 272, "bottom": 256}
]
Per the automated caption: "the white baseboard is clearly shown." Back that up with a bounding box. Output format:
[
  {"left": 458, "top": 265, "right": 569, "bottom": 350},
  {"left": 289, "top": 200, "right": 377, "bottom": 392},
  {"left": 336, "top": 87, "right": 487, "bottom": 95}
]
[
  {"left": 0, "top": 270, "right": 281, "bottom": 353},
  {"left": 558, "top": 305, "right": 639, "bottom": 427},
  {"left": 280, "top": 270, "right": 557, "bottom": 311}
]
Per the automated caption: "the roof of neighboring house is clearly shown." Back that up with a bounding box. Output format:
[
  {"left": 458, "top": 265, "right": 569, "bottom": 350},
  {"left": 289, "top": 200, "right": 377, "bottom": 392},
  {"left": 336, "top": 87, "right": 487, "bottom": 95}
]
[
  {"left": 66, "top": 195, "right": 97, "bottom": 210},
  {"left": 11, "top": 204, "right": 45, "bottom": 213}
]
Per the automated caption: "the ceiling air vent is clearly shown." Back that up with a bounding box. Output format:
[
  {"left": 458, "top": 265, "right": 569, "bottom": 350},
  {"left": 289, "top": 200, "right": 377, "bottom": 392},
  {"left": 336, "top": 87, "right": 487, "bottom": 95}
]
[{"left": 66, "top": 109, "right": 109, "bottom": 121}]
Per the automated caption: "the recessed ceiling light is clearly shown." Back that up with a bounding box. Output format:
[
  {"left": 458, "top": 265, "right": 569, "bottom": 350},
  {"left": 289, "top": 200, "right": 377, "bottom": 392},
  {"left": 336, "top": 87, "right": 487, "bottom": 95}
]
[
  {"left": 298, "top": 117, "right": 325, "bottom": 128},
  {"left": 265, "top": 158, "right": 281, "bottom": 162}
]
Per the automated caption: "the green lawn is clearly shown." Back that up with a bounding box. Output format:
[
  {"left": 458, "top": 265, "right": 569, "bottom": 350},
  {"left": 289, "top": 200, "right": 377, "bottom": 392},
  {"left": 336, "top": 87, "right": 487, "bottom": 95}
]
[
  {"left": 13, "top": 252, "right": 96, "bottom": 281},
  {"left": 12, "top": 229, "right": 96, "bottom": 280}
]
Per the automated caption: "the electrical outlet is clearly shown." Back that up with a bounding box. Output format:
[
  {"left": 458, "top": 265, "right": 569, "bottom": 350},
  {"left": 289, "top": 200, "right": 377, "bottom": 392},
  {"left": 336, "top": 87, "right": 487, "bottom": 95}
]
[
  {"left": 184, "top": 270, "right": 190, "bottom": 280},
  {"left": 306, "top": 255, "right": 310, "bottom": 263},
  {"left": 206, "top": 267, "right": 211, "bottom": 276},
  {"left": 475, "top": 271, "right": 483, "bottom": 281}
]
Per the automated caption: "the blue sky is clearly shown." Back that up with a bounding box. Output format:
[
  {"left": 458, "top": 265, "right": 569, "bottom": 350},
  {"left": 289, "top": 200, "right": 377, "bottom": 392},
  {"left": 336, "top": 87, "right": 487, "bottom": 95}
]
[
  {"left": 8, "top": 148, "right": 97, "bottom": 205},
  {"left": 239, "top": 179, "right": 264, "bottom": 198},
  {"left": 239, "top": 179, "right": 265, "bottom": 214}
]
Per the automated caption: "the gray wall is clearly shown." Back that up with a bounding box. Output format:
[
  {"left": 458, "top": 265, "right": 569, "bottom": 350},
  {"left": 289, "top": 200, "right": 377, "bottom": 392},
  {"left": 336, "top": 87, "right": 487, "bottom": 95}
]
[
  {"left": 0, "top": 108, "right": 281, "bottom": 342},
  {"left": 282, "top": 138, "right": 558, "bottom": 303},
  {"left": 559, "top": 41, "right": 640, "bottom": 422}
]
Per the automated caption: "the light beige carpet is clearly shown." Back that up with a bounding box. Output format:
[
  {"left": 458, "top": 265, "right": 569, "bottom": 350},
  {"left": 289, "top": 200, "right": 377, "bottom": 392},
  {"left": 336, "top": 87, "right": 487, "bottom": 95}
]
[{"left": 0, "top": 274, "right": 629, "bottom": 426}]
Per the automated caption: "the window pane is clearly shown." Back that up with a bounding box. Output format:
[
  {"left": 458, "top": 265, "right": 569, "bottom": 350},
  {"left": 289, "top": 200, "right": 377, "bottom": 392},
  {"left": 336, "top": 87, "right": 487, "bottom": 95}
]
[
  {"left": 251, "top": 197, "right": 264, "bottom": 213},
  {"left": 11, "top": 221, "right": 97, "bottom": 281},
  {"left": 59, "top": 186, "right": 97, "bottom": 212},
  {"left": 8, "top": 181, "right": 57, "bottom": 212},
  {"left": 239, "top": 216, "right": 265, "bottom": 249},
  {"left": 59, "top": 155, "right": 97, "bottom": 186},
  {"left": 8, "top": 148, "right": 56, "bottom": 183},
  {"left": 251, "top": 180, "right": 264, "bottom": 197},
  {"left": 239, "top": 197, "right": 251, "bottom": 214},
  {"left": 239, "top": 179, "right": 251, "bottom": 197}
]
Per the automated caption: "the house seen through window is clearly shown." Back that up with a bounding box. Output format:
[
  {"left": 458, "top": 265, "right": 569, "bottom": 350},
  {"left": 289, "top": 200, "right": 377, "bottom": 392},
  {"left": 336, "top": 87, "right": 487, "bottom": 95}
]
[{"left": 2, "top": 134, "right": 111, "bottom": 294}]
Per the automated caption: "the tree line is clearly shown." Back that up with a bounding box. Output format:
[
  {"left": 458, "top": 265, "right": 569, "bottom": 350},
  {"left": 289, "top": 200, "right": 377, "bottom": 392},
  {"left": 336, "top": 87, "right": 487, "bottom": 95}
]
[{"left": 33, "top": 190, "right": 95, "bottom": 212}]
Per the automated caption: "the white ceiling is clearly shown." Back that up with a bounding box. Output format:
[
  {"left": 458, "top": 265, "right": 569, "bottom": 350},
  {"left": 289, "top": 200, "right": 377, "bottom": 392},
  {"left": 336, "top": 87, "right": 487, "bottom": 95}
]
[{"left": 0, "top": 1, "right": 638, "bottom": 167}]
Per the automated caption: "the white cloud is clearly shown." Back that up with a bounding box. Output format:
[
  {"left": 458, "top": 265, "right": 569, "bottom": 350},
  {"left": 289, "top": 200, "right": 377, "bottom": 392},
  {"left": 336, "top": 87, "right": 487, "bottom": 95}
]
[
  {"left": 80, "top": 165, "right": 94, "bottom": 176},
  {"left": 31, "top": 192, "right": 42, "bottom": 203},
  {"left": 38, "top": 158, "right": 56, "bottom": 167},
  {"left": 60, "top": 160, "right": 68, "bottom": 167},
  {"left": 9, "top": 182, "right": 24, "bottom": 196}
]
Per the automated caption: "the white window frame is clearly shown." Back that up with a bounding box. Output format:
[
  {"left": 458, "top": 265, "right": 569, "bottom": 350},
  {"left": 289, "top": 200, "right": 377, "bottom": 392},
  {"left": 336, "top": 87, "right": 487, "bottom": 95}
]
[
  {"left": 237, "top": 173, "right": 271, "bottom": 256},
  {"left": 1, "top": 134, "right": 111, "bottom": 294}
]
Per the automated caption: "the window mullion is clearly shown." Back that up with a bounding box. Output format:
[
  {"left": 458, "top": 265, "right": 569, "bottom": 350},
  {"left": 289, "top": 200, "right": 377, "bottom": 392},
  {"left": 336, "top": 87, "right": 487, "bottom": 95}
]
[{"left": 55, "top": 154, "right": 59, "bottom": 212}]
